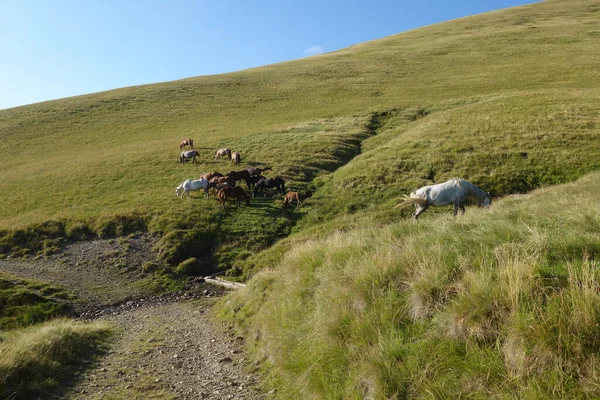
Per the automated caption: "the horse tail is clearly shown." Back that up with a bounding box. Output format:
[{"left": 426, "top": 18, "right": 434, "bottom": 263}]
[{"left": 394, "top": 193, "right": 428, "bottom": 209}]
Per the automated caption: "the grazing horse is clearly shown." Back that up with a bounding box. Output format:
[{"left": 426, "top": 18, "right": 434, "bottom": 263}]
[
  {"left": 246, "top": 166, "right": 272, "bottom": 176},
  {"left": 215, "top": 148, "right": 232, "bottom": 160},
  {"left": 254, "top": 177, "right": 286, "bottom": 197},
  {"left": 210, "top": 175, "right": 236, "bottom": 187},
  {"left": 226, "top": 170, "right": 251, "bottom": 188},
  {"left": 283, "top": 191, "right": 303, "bottom": 208},
  {"left": 217, "top": 186, "right": 250, "bottom": 208},
  {"left": 179, "top": 138, "right": 194, "bottom": 150},
  {"left": 179, "top": 150, "right": 200, "bottom": 164},
  {"left": 231, "top": 152, "right": 241, "bottom": 165},
  {"left": 176, "top": 179, "right": 211, "bottom": 198},
  {"left": 396, "top": 178, "right": 492, "bottom": 220},
  {"left": 248, "top": 174, "right": 264, "bottom": 188},
  {"left": 200, "top": 171, "right": 223, "bottom": 181}
]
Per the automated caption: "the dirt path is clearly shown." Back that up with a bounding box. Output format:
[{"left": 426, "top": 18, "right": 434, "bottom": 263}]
[
  {"left": 0, "top": 235, "right": 153, "bottom": 309},
  {"left": 68, "top": 300, "right": 263, "bottom": 400},
  {"left": 1, "top": 236, "right": 266, "bottom": 400}
]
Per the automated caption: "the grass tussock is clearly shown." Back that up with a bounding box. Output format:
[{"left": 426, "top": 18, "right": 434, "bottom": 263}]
[
  {"left": 0, "top": 273, "right": 74, "bottom": 330},
  {"left": 0, "top": 319, "right": 113, "bottom": 400},
  {"left": 219, "top": 172, "right": 600, "bottom": 398}
]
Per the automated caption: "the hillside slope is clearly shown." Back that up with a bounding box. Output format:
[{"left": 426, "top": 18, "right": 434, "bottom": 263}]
[
  {"left": 221, "top": 171, "right": 600, "bottom": 398},
  {"left": 1, "top": 0, "right": 599, "bottom": 227}
]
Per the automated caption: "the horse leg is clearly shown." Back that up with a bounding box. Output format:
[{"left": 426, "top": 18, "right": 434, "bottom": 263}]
[{"left": 453, "top": 201, "right": 466, "bottom": 217}]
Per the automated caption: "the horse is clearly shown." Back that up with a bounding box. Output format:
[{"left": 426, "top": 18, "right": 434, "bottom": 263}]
[
  {"left": 175, "top": 179, "right": 211, "bottom": 198},
  {"left": 215, "top": 148, "right": 232, "bottom": 160},
  {"left": 210, "top": 175, "right": 236, "bottom": 187},
  {"left": 226, "top": 170, "right": 251, "bottom": 188},
  {"left": 179, "top": 138, "right": 194, "bottom": 150},
  {"left": 283, "top": 191, "right": 303, "bottom": 208},
  {"left": 231, "top": 152, "right": 241, "bottom": 165},
  {"left": 254, "top": 177, "right": 286, "bottom": 197},
  {"left": 246, "top": 166, "right": 272, "bottom": 176},
  {"left": 217, "top": 186, "right": 250, "bottom": 208},
  {"left": 248, "top": 174, "right": 264, "bottom": 188},
  {"left": 200, "top": 171, "right": 223, "bottom": 181},
  {"left": 179, "top": 150, "right": 200, "bottom": 164},
  {"left": 396, "top": 178, "right": 492, "bottom": 220}
]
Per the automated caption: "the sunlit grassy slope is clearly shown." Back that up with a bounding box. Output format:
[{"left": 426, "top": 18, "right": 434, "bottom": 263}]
[
  {"left": 2, "top": 0, "right": 599, "bottom": 232},
  {"left": 220, "top": 172, "right": 600, "bottom": 398}
]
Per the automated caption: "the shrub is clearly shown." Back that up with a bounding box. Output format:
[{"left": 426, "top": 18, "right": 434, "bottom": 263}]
[
  {"left": 155, "top": 229, "right": 217, "bottom": 266},
  {"left": 175, "top": 257, "right": 211, "bottom": 277}
]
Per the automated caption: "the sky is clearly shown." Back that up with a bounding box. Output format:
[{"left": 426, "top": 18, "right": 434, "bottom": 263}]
[{"left": 0, "top": 0, "right": 535, "bottom": 110}]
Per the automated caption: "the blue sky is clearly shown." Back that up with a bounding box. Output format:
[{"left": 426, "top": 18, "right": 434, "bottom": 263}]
[{"left": 1, "top": 0, "right": 534, "bottom": 110}]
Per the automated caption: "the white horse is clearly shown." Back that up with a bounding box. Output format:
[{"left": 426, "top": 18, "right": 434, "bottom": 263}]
[
  {"left": 396, "top": 178, "right": 491, "bottom": 220},
  {"left": 179, "top": 150, "right": 199, "bottom": 164},
  {"left": 175, "top": 179, "right": 212, "bottom": 198}
]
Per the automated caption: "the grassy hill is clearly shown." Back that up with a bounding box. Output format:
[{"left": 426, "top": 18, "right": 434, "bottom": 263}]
[{"left": 2, "top": 0, "right": 600, "bottom": 397}]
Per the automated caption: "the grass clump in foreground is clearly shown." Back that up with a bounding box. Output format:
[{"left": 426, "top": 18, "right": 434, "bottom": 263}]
[
  {"left": 218, "top": 172, "right": 600, "bottom": 399},
  {"left": 0, "top": 319, "right": 113, "bottom": 400},
  {"left": 0, "top": 273, "right": 75, "bottom": 330}
]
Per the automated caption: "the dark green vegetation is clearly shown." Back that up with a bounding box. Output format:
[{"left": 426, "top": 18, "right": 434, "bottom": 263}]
[
  {"left": 2, "top": 0, "right": 600, "bottom": 397},
  {"left": 0, "top": 272, "right": 74, "bottom": 330}
]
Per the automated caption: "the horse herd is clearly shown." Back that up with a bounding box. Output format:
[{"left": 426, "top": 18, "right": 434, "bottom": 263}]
[
  {"left": 176, "top": 138, "right": 303, "bottom": 209},
  {"left": 179, "top": 139, "right": 242, "bottom": 166},
  {"left": 178, "top": 139, "right": 494, "bottom": 218}
]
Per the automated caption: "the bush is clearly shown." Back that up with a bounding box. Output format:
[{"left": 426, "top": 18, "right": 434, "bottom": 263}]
[
  {"left": 155, "top": 229, "right": 217, "bottom": 266},
  {"left": 175, "top": 257, "right": 211, "bottom": 277}
]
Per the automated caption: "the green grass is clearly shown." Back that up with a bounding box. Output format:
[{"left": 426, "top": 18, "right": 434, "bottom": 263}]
[
  {"left": 0, "top": 272, "right": 75, "bottom": 330},
  {"left": 218, "top": 172, "right": 600, "bottom": 398},
  {"left": 0, "top": 319, "right": 113, "bottom": 400}
]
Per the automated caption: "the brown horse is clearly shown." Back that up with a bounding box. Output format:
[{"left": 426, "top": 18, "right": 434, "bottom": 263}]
[
  {"left": 283, "top": 191, "right": 303, "bottom": 208},
  {"left": 217, "top": 186, "right": 250, "bottom": 208},
  {"left": 231, "top": 152, "right": 241, "bottom": 165},
  {"left": 200, "top": 171, "right": 224, "bottom": 181},
  {"left": 210, "top": 175, "right": 236, "bottom": 187},
  {"left": 215, "top": 148, "right": 231, "bottom": 160},
  {"left": 226, "top": 170, "right": 251, "bottom": 188},
  {"left": 179, "top": 138, "right": 194, "bottom": 150}
]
